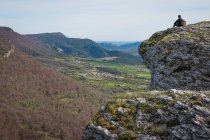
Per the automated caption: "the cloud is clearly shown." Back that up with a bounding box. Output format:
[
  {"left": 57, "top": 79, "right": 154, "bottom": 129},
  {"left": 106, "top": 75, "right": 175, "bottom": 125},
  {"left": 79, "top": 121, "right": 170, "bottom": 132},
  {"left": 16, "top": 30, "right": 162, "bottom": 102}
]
[{"left": 0, "top": 0, "right": 210, "bottom": 41}]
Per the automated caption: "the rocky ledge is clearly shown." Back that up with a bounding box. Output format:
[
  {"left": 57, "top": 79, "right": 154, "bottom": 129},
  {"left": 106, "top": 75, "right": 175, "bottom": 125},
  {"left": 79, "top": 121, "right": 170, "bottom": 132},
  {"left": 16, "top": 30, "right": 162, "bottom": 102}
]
[
  {"left": 139, "top": 21, "right": 210, "bottom": 90},
  {"left": 82, "top": 90, "right": 210, "bottom": 140}
]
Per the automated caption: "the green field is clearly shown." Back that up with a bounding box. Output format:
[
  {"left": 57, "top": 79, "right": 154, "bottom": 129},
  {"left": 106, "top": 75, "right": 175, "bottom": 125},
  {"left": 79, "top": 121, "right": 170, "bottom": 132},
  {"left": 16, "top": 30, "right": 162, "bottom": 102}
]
[{"left": 37, "top": 56, "right": 151, "bottom": 93}]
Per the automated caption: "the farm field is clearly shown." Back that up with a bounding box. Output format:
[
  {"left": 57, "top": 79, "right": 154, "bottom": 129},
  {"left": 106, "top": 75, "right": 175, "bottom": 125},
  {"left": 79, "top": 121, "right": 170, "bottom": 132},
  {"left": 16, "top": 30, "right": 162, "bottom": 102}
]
[{"left": 36, "top": 56, "right": 151, "bottom": 94}]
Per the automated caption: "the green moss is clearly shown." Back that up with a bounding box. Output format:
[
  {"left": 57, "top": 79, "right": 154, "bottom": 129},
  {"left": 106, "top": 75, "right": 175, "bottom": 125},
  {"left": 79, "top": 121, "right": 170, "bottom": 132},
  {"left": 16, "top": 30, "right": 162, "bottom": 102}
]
[
  {"left": 161, "top": 35, "right": 172, "bottom": 42},
  {"left": 106, "top": 100, "right": 137, "bottom": 130},
  {"left": 118, "top": 115, "right": 135, "bottom": 130},
  {"left": 106, "top": 102, "right": 118, "bottom": 115},
  {"left": 96, "top": 117, "right": 115, "bottom": 130},
  {"left": 153, "top": 102, "right": 166, "bottom": 110},
  {"left": 93, "top": 114, "right": 117, "bottom": 132},
  {"left": 147, "top": 29, "right": 173, "bottom": 45},
  {"left": 118, "top": 130, "right": 137, "bottom": 140},
  {"left": 113, "top": 91, "right": 155, "bottom": 101},
  {"left": 106, "top": 101, "right": 133, "bottom": 115},
  {"left": 140, "top": 29, "right": 175, "bottom": 55}
]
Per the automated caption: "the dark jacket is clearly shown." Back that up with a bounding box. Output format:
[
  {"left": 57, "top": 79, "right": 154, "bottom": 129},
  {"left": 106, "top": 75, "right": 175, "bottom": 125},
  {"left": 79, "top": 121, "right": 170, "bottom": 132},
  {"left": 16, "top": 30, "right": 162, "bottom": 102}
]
[{"left": 173, "top": 18, "right": 184, "bottom": 27}]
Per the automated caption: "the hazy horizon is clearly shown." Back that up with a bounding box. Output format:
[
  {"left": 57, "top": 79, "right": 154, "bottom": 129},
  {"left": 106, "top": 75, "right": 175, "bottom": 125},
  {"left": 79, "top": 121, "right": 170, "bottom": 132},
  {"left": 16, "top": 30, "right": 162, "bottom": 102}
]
[{"left": 0, "top": 0, "right": 210, "bottom": 41}]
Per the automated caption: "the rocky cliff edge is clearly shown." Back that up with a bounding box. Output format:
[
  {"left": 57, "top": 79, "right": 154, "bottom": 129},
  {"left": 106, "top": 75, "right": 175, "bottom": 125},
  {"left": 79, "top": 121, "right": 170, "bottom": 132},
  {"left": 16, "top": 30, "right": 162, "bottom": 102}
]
[{"left": 139, "top": 21, "right": 210, "bottom": 90}]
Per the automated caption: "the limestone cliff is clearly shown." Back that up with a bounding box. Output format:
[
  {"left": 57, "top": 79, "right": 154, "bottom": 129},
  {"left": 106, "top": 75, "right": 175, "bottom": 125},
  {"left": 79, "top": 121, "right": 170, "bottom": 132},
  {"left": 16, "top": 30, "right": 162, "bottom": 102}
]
[{"left": 139, "top": 21, "right": 210, "bottom": 90}]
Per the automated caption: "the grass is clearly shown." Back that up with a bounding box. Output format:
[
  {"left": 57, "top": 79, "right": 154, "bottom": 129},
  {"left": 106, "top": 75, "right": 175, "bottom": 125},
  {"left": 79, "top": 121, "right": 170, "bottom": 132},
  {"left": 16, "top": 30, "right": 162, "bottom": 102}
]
[{"left": 113, "top": 91, "right": 155, "bottom": 101}]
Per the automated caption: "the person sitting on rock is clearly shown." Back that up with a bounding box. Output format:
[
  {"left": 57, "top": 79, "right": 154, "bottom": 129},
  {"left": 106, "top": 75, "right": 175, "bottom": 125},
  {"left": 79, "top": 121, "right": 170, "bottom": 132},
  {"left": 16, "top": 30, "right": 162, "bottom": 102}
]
[{"left": 173, "top": 15, "right": 186, "bottom": 27}]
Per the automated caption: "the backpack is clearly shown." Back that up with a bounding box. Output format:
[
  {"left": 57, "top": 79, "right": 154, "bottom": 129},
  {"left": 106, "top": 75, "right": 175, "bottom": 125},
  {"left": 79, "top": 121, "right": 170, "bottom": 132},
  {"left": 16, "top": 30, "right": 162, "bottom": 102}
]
[{"left": 181, "top": 19, "right": 186, "bottom": 26}]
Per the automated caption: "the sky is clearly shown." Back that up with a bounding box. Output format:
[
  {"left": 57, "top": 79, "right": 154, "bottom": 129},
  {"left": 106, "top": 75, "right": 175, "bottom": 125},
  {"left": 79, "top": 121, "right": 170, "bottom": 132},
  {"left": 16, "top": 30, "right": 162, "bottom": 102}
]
[{"left": 0, "top": 0, "right": 210, "bottom": 41}]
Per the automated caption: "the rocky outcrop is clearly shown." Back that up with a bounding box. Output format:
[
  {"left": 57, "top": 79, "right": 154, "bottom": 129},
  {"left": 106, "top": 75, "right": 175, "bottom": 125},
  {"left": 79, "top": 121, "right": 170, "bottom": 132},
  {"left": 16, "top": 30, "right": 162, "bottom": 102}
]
[
  {"left": 82, "top": 90, "right": 210, "bottom": 140},
  {"left": 0, "top": 38, "right": 15, "bottom": 58},
  {"left": 139, "top": 21, "right": 210, "bottom": 90},
  {"left": 3, "top": 44, "right": 15, "bottom": 58}
]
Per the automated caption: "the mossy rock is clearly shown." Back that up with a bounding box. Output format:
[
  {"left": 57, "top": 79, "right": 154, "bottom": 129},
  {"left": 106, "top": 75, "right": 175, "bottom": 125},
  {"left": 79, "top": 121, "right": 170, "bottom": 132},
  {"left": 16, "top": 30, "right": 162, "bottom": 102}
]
[{"left": 118, "top": 130, "right": 137, "bottom": 140}]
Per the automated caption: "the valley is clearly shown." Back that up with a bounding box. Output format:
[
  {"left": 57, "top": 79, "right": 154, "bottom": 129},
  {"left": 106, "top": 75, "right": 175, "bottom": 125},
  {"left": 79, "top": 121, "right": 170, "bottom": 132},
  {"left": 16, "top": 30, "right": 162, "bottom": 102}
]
[{"left": 36, "top": 56, "right": 150, "bottom": 94}]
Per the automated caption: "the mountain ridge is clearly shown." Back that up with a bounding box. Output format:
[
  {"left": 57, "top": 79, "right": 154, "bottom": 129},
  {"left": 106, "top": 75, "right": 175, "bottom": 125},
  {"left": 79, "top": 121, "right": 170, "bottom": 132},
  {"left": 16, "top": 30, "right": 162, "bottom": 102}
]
[
  {"left": 0, "top": 27, "right": 58, "bottom": 57},
  {"left": 27, "top": 32, "right": 142, "bottom": 65},
  {"left": 0, "top": 27, "right": 142, "bottom": 65},
  {"left": 98, "top": 42, "right": 141, "bottom": 51},
  {"left": 98, "top": 42, "right": 141, "bottom": 56}
]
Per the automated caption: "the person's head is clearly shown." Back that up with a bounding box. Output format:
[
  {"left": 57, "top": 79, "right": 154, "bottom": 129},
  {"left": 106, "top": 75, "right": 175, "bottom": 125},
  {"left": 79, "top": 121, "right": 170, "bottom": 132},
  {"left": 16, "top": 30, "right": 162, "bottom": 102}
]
[{"left": 178, "top": 15, "right": 181, "bottom": 19}]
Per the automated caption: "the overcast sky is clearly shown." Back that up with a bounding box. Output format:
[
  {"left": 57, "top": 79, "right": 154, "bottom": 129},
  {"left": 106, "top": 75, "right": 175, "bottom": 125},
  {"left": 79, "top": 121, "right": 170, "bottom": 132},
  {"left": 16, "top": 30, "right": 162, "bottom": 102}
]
[{"left": 0, "top": 0, "right": 210, "bottom": 41}]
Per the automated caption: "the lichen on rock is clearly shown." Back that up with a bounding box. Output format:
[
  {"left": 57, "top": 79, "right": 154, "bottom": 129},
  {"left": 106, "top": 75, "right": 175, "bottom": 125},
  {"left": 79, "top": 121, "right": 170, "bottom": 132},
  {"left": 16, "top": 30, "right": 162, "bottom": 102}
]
[
  {"left": 82, "top": 90, "right": 210, "bottom": 140},
  {"left": 139, "top": 21, "right": 210, "bottom": 90}
]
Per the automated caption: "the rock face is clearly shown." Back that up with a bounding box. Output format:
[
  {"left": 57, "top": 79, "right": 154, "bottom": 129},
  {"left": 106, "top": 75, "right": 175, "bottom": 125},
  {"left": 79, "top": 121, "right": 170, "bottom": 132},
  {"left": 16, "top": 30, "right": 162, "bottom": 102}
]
[
  {"left": 82, "top": 90, "right": 210, "bottom": 140},
  {"left": 139, "top": 21, "right": 210, "bottom": 90},
  {"left": 0, "top": 38, "right": 15, "bottom": 58}
]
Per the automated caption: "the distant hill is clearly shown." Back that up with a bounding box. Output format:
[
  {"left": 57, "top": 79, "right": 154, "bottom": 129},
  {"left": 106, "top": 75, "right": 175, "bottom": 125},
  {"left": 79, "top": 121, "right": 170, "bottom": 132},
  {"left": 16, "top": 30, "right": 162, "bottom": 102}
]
[
  {"left": 0, "top": 27, "right": 141, "bottom": 65},
  {"left": 98, "top": 42, "right": 141, "bottom": 51},
  {"left": 122, "top": 47, "right": 139, "bottom": 56},
  {"left": 28, "top": 33, "right": 142, "bottom": 65},
  {"left": 0, "top": 32, "right": 111, "bottom": 139},
  {"left": 97, "top": 42, "right": 118, "bottom": 51},
  {"left": 98, "top": 41, "right": 137, "bottom": 46},
  {"left": 0, "top": 27, "right": 58, "bottom": 57},
  {"left": 28, "top": 33, "right": 109, "bottom": 58},
  {"left": 98, "top": 42, "right": 141, "bottom": 56},
  {"left": 119, "top": 42, "right": 141, "bottom": 50}
]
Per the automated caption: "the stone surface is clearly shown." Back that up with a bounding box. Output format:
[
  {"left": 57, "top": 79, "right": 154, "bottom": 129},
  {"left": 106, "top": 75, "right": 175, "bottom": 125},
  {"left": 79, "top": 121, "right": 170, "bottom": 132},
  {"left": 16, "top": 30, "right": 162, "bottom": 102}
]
[
  {"left": 139, "top": 21, "right": 210, "bottom": 90},
  {"left": 82, "top": 91, "right": 210, "bottom": 140},
  {"left": 127, "top": 98, "right": 146, "bottom": 104},
  {"left": 82, "top": 124, "right": 118, "bottom": 140},
  {"left": 156, "top": 95, "right": 173, "bottom": 103}
]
